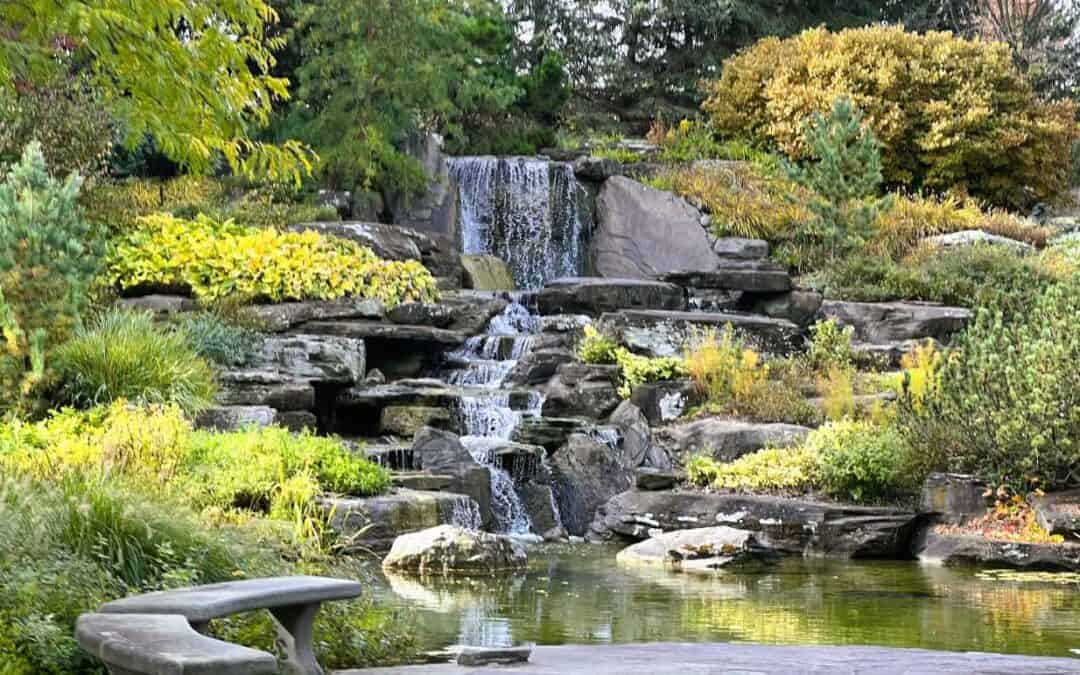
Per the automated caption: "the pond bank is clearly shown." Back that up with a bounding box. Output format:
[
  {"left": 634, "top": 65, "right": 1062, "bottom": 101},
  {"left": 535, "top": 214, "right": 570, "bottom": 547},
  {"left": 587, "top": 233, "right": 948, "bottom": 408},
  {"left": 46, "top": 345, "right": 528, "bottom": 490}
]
[{"left": 343, "top": 642, "right": 1080, "bottom": 674}]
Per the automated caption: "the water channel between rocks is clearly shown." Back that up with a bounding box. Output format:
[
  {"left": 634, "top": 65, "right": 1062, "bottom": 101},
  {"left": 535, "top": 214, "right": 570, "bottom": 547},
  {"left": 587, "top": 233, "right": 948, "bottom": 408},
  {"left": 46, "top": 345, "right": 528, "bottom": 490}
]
[{"left": 369, "top": 545, "right": 1080, "bottom": 659}]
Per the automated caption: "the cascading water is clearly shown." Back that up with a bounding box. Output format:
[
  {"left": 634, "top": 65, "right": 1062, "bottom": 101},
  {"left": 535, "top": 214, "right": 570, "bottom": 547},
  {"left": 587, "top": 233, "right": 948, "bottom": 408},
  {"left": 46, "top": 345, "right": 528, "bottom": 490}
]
[
  {"left": 441, "top": 300, "right": 546, "bottom": 535},
  {"left": 448, "top": 157, "right": 590, "bottom": 290}
]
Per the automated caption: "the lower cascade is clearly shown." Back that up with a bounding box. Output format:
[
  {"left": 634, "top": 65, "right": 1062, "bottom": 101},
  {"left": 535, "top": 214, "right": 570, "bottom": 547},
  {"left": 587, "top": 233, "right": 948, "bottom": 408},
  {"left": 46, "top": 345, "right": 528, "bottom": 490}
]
[
  {"left": 443, "top": 300, "right": 546, "bottom": 536},
  {"left": 448, "top": 156, "right": 590, "bottom": 290}
]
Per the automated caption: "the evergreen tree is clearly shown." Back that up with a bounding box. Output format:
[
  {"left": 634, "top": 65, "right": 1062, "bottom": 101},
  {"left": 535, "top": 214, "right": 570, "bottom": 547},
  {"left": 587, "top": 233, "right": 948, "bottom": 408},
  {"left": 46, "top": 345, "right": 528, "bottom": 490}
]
[
  {"left": 786, "top": 98, "right": 892, "bottom": 261},
  {"left": 0, "top": 143, "right": 102, "bottom": 415}
]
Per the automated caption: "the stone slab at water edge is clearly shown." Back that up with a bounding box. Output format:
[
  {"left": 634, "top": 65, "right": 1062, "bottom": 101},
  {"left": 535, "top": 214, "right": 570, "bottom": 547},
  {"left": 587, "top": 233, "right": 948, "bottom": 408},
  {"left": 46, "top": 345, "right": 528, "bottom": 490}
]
[
  {"left": 382, "top": 525, "right": 528, "bottom": 575},
  {"left": 615, "top": 526, "right": 777, "bottom": 571}
]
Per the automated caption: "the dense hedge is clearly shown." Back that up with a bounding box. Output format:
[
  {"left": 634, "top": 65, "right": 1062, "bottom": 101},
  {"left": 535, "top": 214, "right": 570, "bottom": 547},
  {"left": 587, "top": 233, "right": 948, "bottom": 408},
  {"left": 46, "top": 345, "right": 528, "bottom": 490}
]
[{"left": 704, "top": 26, "right": 1080, "bottom": 209}]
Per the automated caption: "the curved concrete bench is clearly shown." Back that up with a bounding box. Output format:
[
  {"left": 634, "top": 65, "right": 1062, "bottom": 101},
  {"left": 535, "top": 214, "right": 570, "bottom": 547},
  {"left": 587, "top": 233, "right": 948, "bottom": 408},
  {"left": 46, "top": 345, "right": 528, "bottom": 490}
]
[
  {"left": 79, "top": 576, "right": 363, "bottom": 675},
  {"left": 76, "top": 613, "right": 278, "bottom": 675}
]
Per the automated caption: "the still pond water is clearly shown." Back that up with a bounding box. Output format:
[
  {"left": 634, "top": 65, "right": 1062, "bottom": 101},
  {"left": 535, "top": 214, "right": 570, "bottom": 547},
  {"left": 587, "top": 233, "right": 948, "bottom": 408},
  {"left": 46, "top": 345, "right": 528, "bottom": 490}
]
[{"left": 369, "top": 544, "right": 1080, "bottom": 658}]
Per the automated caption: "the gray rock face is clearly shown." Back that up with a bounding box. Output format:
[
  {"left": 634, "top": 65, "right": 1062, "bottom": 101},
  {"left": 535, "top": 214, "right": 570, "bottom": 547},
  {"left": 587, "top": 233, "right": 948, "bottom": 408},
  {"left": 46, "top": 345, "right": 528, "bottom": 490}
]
[
  {"left": 382, "top": 525, "right": 527, "bottom": 575},
  {"left": 817, "top": 301, "right": 973, "bottom": 345},
  {"left": 243, "top": 297, "right": 385, "bottom": 333},
  {"left": 336, "top": 380, "right": 464, "bottom": 437},
  {"left": 590, "top": 490, "right": 919, "bottom": 558},
  {"left": 412, "top": 428, "right": 494, "bottom": 528},
  {"left": 550, "top": 432, "right": 640, "bottom": 537},
  {"left": 924, "top": 229, "right": 1034, "bottom": 255},
  {"left": 916, "top": 530, "right": 1080, "bottom": 571},
  {"left": 635, "top": 467, "right": 679, "bottom": 491},
  {"left": 599, "top": 310, "right": 804, "bottom": 358},
  {"left": 655, "top": 417, "right": 812, "bottom": 464},
  {"left": 291, "top": 221, "right": 422, "bottom": 261},
  {"left": 919, "top": 473, "right": 990, "bottom": 525},
  {"left": 609, "top": 401, "right": 658, "bottom": 469},
  {"left": 661, "top": 261, "right": 792, "bottom": 294},
  {"left": 386, "top": 134, "right": 460, "bottom": 242},
  {"left": 572, "top": 156, "right": 622, "bottom": 182},
  {"left": 299, "top": 320, "right": 467, "bottom": 346},
  {"left": 387, "top": 302, "right": 454, "bottom": 328},
  {"left": 215, "top": 370, "right": 315, "bottom": 411},
  {"left": 255, "top": 334, "right": 365, "bottom": 385},
  {"left": 524, "top": 277, "right": 687, "bottom": 317},
  {"left": 325, "top": 489, "right": 483, "bottom": 551},
  {"left": 541, "top": 364, "right": 622, "bottom": 419},
  {"left": 755, "top": 290, "right": 824, "bottom": 327},
  {"left": 512, "top": 417, "right": 589, "bottom": 452},
  {"left": 712, "top": 237, "right": 769, "bottom": 260},
  {"left": 1031, "top": 489, "right": 1080, "bottom": 538},
  {"left": 592, "top": 177, "right": 720, "bottom": 278},
  {"left": 629, "top": 380, "right": 700, "bottom": 426},
  {"left": 195, "top": 406, "right": 277, "bottom": 432},
  {"left": 461, "top": 255, "right": 516, "bottom": 290},
  {"left": 615, "top": 526, "right": 776, "bottom": 570},
  {"left": 506, "top": 348, "right": 576, "bottom": 386}
]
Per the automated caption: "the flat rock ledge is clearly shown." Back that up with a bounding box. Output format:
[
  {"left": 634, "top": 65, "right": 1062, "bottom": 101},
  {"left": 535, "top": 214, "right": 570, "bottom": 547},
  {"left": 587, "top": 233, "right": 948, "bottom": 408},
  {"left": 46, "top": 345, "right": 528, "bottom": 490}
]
[
  {"left": 382, "top": 525, "right": 528, "bottom": 575},
  {"left": 615, "top": 526, "right": 776, "bottom": 572},
  {"left": 345, "top": 642, "right": 1080, "bottom": 674},
  {"left": 916, "top": 530, "right": 1080, "bottom": 571}
]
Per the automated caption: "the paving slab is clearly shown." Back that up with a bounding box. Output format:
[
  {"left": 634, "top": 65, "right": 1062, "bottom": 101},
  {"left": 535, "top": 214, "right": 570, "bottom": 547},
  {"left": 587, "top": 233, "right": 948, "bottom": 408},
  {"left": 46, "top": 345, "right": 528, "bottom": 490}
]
[{"left": 339, "top": 642, "right": 1080, "bottom": 674}]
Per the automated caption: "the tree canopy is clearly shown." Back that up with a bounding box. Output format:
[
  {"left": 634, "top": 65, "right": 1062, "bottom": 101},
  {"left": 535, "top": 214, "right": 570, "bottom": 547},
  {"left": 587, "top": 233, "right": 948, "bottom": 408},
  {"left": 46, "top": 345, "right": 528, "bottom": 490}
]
[{"left": 0, "top": 0, "right": 314, "bottom": 183}]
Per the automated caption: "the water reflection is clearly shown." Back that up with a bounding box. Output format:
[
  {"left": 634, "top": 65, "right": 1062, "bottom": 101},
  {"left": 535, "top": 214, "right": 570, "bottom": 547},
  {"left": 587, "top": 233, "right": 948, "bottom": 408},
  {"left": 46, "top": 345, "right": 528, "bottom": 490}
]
[{"left": 370, "top": 544, "right": 1080, "bottom": 658}]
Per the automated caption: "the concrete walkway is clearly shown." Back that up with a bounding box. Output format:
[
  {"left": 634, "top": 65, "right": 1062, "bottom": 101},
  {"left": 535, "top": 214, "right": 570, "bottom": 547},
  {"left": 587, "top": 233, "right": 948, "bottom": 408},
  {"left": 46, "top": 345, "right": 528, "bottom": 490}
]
[{"left": 342, "top": 642, "right": 1080, "bottom": 674}]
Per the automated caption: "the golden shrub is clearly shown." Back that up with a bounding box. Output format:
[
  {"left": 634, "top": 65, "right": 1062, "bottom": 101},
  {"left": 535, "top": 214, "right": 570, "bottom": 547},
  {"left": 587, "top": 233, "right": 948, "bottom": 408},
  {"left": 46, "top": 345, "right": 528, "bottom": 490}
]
[{"left": 704, "top": 26, "right": 1080, "bottom": 209}]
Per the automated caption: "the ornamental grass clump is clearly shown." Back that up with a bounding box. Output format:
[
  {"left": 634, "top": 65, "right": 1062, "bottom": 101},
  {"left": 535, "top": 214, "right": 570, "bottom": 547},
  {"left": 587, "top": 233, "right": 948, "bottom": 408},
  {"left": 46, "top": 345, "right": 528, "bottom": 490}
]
[
  {"left": 108, "top": 213, "right": 439, "bottom": 306},
  {"left": 684, "top": 325, "right": 767, "bottom": 407},
  {"left": 53, "top": 309, "right": 216, "bottom": 415}
]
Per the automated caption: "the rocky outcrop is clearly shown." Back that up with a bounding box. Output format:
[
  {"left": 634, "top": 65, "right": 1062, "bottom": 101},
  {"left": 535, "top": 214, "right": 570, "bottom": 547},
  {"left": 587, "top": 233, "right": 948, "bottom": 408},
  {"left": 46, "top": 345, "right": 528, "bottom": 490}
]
[
  {"left": 255, "top": 334, "right": 365, "bottom": 385},
  {"left": 441, "top": 292, "right": 511, "bottom": 335},
  {"left": 916, "top": 530, "right": 1080, "bottom": 571},
  {"left": 592, "top": 177, "right": 719, "bottom": 278},
  {"left": 711, "top": 237, "right": 769, "bottom": 260},
  {"left": 655, "top": 418, "right": 812, "bottom": 464},
  {"left": 325, "top": 489, "right": 482, "bottom": 551},
  {"left": 661, "top": 261, "right": 792, "bottom": 294},
  {"left": 382, "top": 525, "right": 527, "bottom": 575},
  {"left": 505, "top": 348, "right": 576, "bottom": 386},
  {"left": 301, "top": 320, "right": 465, "bottom": 379},
  {"left": 919, "top": 473, "right": 990, "bottom": 525},
  {"left": 817, "top": 301, "right": 972, "bottom": 346},
  {"left": 550, "top": 433, "right": 640, "bottom": 537},
  {"left": 609, "top": 401, "right": 665, "bottom": 469},
  {"left": 599, "top": 310, "right": 804, "bottom": 358},
  {"left": 615, "top": 526, "right": 776, "bottom": 571},
  {"left": 753, "top": 290, "right": 824, "bottom": 328},
  {"left": 195, "top": 406, "right": 277, "bottom": 432},
  {"left": 411, "top": 428, "right": 494, "bottom": 529},
  {"left": 630, "top": 380, "right": 701, "bottom": 426},
  {"left": 336, "top": 380, "right": 464, "bottom": 436},
  {"left": 462, "top": 255, "right": 516, "bottom": 290},
  {"left": 924, "top": 229, "right": 1034, "bottom": 255},
  {"left": 242, "top": 297, "right": 384, "bottom": 333},
  {"left": 541, "top": 363, "right": 621, "bottom": 419},
  {"left": 116, "top": 294, "right": 196, "bottom": 315},
  {"left": 524, "top": 277, "right": 687, "bottom": 316},
  {"left": 386, "top": 134, "right": 460, "bottom": 242},
  {"left": 1030, "top": 489, "right": 1080, "bottom": 539},
  {"left": 589, "top": 490, "right": 920, "bottom": 559},
  {"left": 387, "top": 302, "right": 454, "bottom": 328},
  {"left": 215, "top": 370, "right": 315, "bottom": 411},
  {"left": 511, "top": 416, "right": 589, "bottom": 452}
]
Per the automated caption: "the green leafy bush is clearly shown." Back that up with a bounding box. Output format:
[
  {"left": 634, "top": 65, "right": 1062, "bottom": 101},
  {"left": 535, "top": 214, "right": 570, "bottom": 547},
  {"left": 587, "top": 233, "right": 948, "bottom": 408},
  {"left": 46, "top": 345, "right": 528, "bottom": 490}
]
[
  {"left": 53, "top": 310, "right": 216, "bottom": 415},
  {"left": 0, "top": 142, "right": 103, "bottom": 415},
  {"left": 173, "top": 312, "right": 264, "bottom": 368},
  {"left": 897, "top": 279, "right": 1080, "bottom": 492},
  {"left": 687, "top": 445, "right": 823, "bottom": 493},
  {"left": 806, "top": 319, "right": 855, "bottom": 374},
  {"left": 108, "top": 213, "right": 439, "bottom": 306},
  {"left": 577, "top": 325, "right": 620, "bottom": 365},
  {"left": 811, "top": 420, "right": 912, "bottom": 503},
  {"left": 614, "top": 350, "right": 688, "bottom": 399},
  {"left": 705, "top": 25, "right": 1080, "bottom": 209}
]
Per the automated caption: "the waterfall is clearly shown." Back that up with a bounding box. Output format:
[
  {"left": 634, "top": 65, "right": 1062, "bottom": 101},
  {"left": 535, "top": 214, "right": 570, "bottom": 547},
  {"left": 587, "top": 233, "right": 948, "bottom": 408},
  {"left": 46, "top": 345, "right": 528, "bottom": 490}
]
[
  {"left": 448, "top": 157, "right": 589, "bottom": 290},
  {"left": 440, "top": 301, "right": 545, "bottom": 536}
]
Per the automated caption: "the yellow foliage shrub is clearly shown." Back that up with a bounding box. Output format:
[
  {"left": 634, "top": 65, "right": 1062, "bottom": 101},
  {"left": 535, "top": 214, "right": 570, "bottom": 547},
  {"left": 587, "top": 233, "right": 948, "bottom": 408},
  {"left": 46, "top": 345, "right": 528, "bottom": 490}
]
[
  {"left": 685, "top": 325, "right": 767, "bottom": 405},
  {"left": 108, "top": 214, "right": 439, "bottom": 306},
  {"left": 704, "top": 26, "right": 1080, "bottom": 209}
]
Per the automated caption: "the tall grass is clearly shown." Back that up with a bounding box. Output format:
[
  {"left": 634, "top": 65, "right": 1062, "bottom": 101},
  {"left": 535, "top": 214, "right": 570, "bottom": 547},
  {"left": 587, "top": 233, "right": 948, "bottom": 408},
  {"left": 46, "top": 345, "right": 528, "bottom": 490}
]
[{"left": 53, "top": 309, "right": 216, "bottom": 414}]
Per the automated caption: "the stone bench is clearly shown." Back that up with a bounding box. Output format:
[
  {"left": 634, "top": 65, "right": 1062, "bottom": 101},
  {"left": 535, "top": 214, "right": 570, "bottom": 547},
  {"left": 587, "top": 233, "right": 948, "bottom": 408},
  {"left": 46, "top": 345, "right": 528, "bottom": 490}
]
[{"left": 77, "top": 575, "right": 363, "bottom": 675}]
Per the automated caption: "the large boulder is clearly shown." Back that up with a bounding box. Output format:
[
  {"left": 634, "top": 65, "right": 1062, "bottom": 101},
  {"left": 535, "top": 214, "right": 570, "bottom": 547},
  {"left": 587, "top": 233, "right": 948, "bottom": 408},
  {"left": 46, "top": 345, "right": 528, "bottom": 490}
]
[
  {"left": 916, "top": 530, "right": 1080, "bottom": 571},
  {"left": 511, "top": 416, "right": 589, "bottom": 452},
  {"left": 1030, "top": 489, "right": 1080, "bottom": 539},
  {"left": 924, "top": 229, "right": 1034, "bottom": 255},
  {"left": 817, "top": 301, "right": 973, "bottom": 345},
  {"left": 325, "top": 490, "right": 482, "bottom": 551},
  {"left": 382, "top": 525, "right": 527, "bottom": 575},
  {"left": 412, "top": 428, "right": 494, "bottom": 529},
  {"left": 599, "top": 310, "right": 804, "bottom": 358},
  {"left": 655, "top": 417, "right": 812, "bottom": 464},
  {"left": 661, "top": 261, "right": 792, "bottom": 294},
  {"left": 242, "top": 297, "right": 384, "bottom": 333},
  {"left": 550, "top": 432, "right": 640, "bottom": 537},
  {"left": 195, "top": 406, "right": 277, "bottom": 432},
  {"left": 919, "top": 473, "right": 990, "bottom": 525},
  {"left": 462, "top": 255, "right": 515, "bottom": 290},
  {"left": 523, "top": 277, "right": 687, "bottom": 317},
  {"left": 253, "top": 334, "right": 365, "bottom": 385},
  {"left": 386, "top": 134, "right": 460, "bottom": 242},
  {"left": 215, "top": 370, "right": 315, "bottom": 411},
  {"left": 291, "top": 221, "right": 422, "bottom": 261},
  {"left": 615, "top": 526, "right": 776, "bottom": 571},
  {"left": 592, "top": 177, "right": 719, "bottom": 278},
  {"left": 589, "top": 490, "right": 919, "bottom": 559},
  {"left": 541, "top": 363, "right": 622, "bottom": 420},
  {"left": 630, "top": 380, "right": 700, "bottom": 426},
  {"left": 609, "top": 401, "right": 664, "bottom": 469}
]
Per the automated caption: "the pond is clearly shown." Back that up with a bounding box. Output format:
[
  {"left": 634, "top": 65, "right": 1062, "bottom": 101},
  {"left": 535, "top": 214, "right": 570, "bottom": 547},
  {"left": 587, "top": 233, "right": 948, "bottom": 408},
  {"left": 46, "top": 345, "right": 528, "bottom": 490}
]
[{"left": 370, "top": 544, "right": 1080, "bottom": 658}]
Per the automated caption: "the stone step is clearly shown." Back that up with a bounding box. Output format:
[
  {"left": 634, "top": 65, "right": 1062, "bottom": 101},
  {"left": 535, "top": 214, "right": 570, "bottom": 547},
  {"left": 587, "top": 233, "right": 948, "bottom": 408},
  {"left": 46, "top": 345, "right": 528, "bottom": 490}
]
[
  {"left": 392, "top": 472, "right": 454, "bottom": 492},
  {"left": 599, "top": 309, "right": 804, "bottom": 357},
  {"left": 660, "top": 261, "right": 792, "bottom": 294},
  {"left": 654, "top": 417, "right": 812, "bottom": 463},
  {"left": 522, "top": 277, "right": 687, "bottom": 317}
]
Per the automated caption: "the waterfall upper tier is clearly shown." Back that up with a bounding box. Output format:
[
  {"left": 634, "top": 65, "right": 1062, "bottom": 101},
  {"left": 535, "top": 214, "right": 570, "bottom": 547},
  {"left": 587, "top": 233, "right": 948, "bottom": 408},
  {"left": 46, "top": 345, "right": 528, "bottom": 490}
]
[{"left": 449, "top": 156, "right": 592, "bottom": 290}]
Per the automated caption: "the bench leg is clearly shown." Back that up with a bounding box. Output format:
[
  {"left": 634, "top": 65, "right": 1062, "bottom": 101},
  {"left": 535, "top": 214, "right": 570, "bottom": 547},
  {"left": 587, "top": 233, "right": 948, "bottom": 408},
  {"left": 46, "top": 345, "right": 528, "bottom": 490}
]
[{"left": 269, "top": 602, "right": 324, "bottom": 675}]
